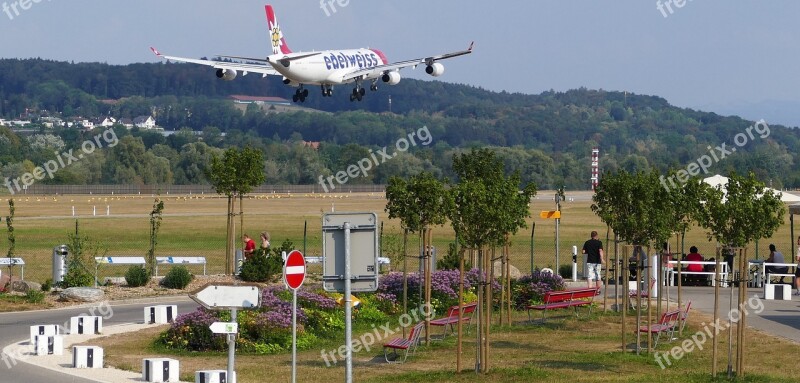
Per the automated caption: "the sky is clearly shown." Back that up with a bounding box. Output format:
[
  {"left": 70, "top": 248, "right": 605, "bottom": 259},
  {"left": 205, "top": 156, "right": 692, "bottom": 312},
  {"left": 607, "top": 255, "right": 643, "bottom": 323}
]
[{"left": 2, "top": 0, "right": 800, "bottom": 126}]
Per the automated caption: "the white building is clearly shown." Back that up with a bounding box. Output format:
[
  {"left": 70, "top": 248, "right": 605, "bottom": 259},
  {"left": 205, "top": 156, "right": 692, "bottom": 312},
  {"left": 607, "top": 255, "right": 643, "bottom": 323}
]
[
  {"left": 133, "top": 116, "right": 157, "bottom": 130},
  {"left": 94, "top": 117, "right": 117, "bottom": 128}
]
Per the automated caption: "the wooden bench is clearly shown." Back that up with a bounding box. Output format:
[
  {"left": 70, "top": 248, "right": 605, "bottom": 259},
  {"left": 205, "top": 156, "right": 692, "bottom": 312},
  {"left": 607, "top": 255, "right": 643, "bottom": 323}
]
[
  {"left": 429, "top": 303, "right": 478, "bottom": 339},
  {"left": 526, "top": 288, "right": 599, "bottom": 322},
  {"left": 637, "top": 309, "right": 681, "bottom": 347},
  {"left": 383, "top": 322, "right": 425, "bottom": 363}
]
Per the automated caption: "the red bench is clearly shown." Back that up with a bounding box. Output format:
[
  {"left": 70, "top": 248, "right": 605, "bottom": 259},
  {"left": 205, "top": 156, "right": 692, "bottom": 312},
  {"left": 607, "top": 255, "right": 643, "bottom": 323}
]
[
  {"left": 383, "top": 321, "right": 425, "bottom": 363},
  {"left": 526, "top": 288, "right": 599, "bottom": 322},
  {"left": 637, "top": 309, "right": 681, "bottom": 347},
  {"left": 429, "top": 302, "right": 478, "bottom": 339}
]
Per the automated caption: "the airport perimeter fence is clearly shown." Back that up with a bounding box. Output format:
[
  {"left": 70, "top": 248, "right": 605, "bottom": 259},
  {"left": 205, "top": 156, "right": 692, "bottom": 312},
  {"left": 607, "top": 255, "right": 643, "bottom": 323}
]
[
  {"left": 8, "top": 184, "right": 388, "bottom": 196},
  {"left": 5, "top": 219, "right": 753, "bottom": 287}
]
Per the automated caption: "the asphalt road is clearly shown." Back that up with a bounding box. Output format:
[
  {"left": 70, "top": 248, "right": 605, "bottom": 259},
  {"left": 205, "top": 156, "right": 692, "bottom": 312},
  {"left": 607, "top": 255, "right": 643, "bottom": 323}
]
[{"left": 0, "top": 297, "right": 198, "bottom": 383}]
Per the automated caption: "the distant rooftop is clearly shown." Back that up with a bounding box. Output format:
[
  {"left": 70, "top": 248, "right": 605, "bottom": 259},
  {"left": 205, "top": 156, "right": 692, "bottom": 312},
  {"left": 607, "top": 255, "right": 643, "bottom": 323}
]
[{"left": 229, "top": 95, "right": 291, "bottom": 104}]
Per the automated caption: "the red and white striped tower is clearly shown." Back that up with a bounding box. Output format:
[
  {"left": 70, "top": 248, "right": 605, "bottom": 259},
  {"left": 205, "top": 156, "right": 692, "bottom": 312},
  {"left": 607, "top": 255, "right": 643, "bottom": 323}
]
[{"left": 591, "top": 148, "right": 600, "bottom": 191}]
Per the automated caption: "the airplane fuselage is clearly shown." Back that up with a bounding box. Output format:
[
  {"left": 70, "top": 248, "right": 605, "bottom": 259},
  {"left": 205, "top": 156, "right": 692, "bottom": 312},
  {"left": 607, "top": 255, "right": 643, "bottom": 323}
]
[{"left": 269, "top": 48, "right": 388, "bottom": 85}]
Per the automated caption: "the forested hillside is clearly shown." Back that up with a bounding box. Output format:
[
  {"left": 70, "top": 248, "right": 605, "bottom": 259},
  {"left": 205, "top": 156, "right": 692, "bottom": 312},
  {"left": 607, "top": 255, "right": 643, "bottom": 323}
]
[{"left": 1, "top": 58, "right": 798, "bottom": 190}]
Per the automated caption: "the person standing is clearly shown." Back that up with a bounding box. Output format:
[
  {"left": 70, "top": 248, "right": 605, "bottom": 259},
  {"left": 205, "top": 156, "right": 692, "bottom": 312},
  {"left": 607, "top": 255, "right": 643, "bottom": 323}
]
[
  {"left": 582, "top": 230, "right": 605, "bottom": 290},
  {"left": 242, "top": 234, "right": 256, "bottom": 260},
  {"left": 260, "top": 231, "right": 271, "bottom": 250}
]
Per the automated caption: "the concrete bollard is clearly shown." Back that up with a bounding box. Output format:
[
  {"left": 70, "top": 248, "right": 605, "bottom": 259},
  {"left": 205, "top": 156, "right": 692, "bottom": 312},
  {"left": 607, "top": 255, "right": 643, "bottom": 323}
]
[
  {"left": 195, "top": 370, "right": 235, "bottom": 383},
  {"left": 143, "top": 358, "right": 180, "bottom": 382},
  {"left": 34, "top": 335, "right": 63, "bottom": 356},
  {"left": 72, "top": 346, "right": 103, "bottom": 368},
  {"left": 29, "top": 324, "right": 59, "bottom": 344},
  {"left": 70, "top": 316, "right": 103, "bottom": 335},
  {"left": 144, "top": 305, "right": 178, "bottom": 324}
]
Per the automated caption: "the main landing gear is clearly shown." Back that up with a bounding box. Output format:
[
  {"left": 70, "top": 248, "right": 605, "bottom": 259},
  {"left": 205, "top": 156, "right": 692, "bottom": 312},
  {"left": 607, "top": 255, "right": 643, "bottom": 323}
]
[
  {"left": 350, "top": 87, "right": 366, "bottom": 102},
  {"left": 292, "top": 86, "right": 309, "bottom": 103},
  {"left": 349, "top": 80, "right": 379, "bottom": 102},
  {"left": 321, "top": 85, "right": 333, "bottom": 97}
]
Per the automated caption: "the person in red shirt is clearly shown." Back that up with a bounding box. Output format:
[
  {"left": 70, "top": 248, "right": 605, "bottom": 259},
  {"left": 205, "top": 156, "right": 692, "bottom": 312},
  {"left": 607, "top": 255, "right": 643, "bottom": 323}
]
[
  {"left": 686, "top": 246, "right": 704, "bottom": 272},
  {"left": 242, "top": 234, "right": 256, "bottom": 260},
  {"left": 685, "top": 246, "right": 704, "bottom": 285}
]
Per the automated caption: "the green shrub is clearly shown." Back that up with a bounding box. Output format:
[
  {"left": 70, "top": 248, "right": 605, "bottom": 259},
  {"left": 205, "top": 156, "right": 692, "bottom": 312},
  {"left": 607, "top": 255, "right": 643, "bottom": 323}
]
[
  {"left": 41, "top": 279, "right": 52, "bottom": 292},
  {"left": 558, "top": 264, "right": 572, "bottom": 279},
  {"left": 161, "top": 266, "right": 193, "bottom": 289},
  {"left": 125, "top": 266, "right": 150, "bottom": 287},
  {"left": 436, "top": 243, "right": 472, "bottom": 271},
  {"left": 239, "top": 252, "right": 282, "bottom": 282},
  {"left": 60, "top": 267, "right": 94, "bottom": 288},
  {"left": 26, "top": 289, "right": 45, "bottom": 304}
]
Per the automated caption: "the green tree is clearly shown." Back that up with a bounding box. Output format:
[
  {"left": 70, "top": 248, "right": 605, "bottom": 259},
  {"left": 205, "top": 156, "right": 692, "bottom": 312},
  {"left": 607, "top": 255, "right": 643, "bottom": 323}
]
[
  {"left": 694, "top": 172, "right": 785, "bottom": 248},
  {"left": 385, "top": 171, "right": 451, "bottom": 344},
  {"left": 446, "top": 148, "right": 536, "bottom": 373},
  {"left": 147, "top": 198, "right": 165, "bottom": 275},
  {"left": 207, "top": 147, "right": 265, "bottom": 274}
]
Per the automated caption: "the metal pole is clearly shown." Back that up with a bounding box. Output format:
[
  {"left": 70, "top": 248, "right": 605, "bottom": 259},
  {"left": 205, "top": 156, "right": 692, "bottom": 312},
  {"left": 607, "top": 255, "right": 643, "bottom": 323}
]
[
  {"left": 556, "top": 218, "right": 560, "bottom": 274},
  {"left": 712, "top": 250, "right": 721, "bottom": 377},
  {"left": 530, "top": 223, "right": 535, "bottom": 274},
  {"left": 555, "top": 192, "right": 560, "bottom": 273},
  {"left": 303, "top": 220, "right": 307, "bottom": 257},
  {"left": 344, "top": 222, "right": 353, "bottom": 383},
  {"left": 292, "top": 288, "right": 297, "bottom": 383},
  {"left": 228, "top": 308, "right": 237, "bottom": 383}
]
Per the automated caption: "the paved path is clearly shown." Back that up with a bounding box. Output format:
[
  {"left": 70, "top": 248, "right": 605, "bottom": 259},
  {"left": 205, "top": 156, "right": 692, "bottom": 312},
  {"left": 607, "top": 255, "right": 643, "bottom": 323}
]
[{"left": 601, "top": 284, "right": 800, "bottom": 343}]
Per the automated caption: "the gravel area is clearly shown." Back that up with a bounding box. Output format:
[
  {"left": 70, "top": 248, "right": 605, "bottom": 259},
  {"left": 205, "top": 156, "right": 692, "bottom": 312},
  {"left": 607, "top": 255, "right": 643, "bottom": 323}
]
[{"left": 45, "top": 274, "right": 243, "bottom": 308}]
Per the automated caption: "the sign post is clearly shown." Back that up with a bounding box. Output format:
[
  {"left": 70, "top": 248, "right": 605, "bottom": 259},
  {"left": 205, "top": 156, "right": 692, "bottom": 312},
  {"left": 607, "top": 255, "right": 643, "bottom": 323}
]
[
  {"left": 283, "top": 250, "right": 306, "bottom": 383},
  {"left": 189, "top": 283, "right": 261, "bottom": 383},
  {"left": 322, "top": 212, "right": 379, "bottom": 383}
]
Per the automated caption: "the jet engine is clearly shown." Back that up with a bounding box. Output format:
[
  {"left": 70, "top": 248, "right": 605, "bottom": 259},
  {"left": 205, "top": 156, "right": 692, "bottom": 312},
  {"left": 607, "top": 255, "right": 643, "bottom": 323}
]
[
  {"left": 381, "top": 71, "right": 401, "bottom": 85},
  {"left": 426, "top": 63, "right": 445, "bottom": 77},
  {"left": 216, "top": 68, "right": 238, "bottom": 81}
]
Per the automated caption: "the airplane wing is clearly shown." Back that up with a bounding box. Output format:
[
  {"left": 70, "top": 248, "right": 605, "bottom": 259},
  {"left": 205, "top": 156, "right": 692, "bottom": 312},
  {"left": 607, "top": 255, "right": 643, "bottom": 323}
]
[
  {"left": 150, "top": 47, "right": 280, "bottom": 77},
  {"left": 341, "top": 42, "right": 474, "bottom": 82}
]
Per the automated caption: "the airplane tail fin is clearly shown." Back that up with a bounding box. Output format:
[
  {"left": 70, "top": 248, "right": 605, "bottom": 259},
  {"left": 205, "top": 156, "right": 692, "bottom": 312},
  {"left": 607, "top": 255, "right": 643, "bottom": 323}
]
[{"left": 265, "top": 5, "right": 292, "bottom": 55}]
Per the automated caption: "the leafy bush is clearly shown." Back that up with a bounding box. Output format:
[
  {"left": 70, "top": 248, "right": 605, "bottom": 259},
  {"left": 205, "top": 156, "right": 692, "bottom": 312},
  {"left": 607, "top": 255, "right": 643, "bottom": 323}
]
[
  {"left": 162, "top": 286, "right": 343, "bottom": 354},
  {"left": 558, "top": 264, "right": 572, "bottom": 279},
  {"left": 60, "top": 230, "right": 105, "bottom": 288},
  {"left": 41, "top": 279, "right": 52, "bottom": 292},
  {"left": 26, "top": 289, "right": 45, "bottom": 304},
  {"left": 353, "top": 305, "right": 389, "bottom": 323},
  {"left": 125, "top": 266, "right": 150, "bottom": 287},
  {"left": 239, "top": 252, "right": 282, "bottom": 282},
  {"left": 159, "top": 308, "right": 224, "bottom": 351},
  {"left": 161, "top": 266, "right": 193, "bottom": 289},
  {"left": 436, "top": 243, "right": 472, "bottom": 271},
  {"left": 512, "top": 270, "right": 566, "bottom": 309},
  {"left": 61, "top": 267, "right": 94, "bottom": 288},
  {"left": 377, "top": 268, "right": 495, "bottom": 313}
]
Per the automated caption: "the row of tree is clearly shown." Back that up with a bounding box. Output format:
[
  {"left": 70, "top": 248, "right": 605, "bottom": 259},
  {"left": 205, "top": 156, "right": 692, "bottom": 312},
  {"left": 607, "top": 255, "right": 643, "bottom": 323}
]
[{"left": 385, "top": 148, "right": 536, "bottom": 373}]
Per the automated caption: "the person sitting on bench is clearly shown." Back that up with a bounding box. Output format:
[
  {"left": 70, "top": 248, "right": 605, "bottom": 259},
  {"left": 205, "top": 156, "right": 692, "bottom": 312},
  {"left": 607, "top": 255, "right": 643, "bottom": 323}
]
[
  {"left": 766, "top": 244, "right": 789, "bottom": 284},
  {"left": 684, "top": 246, "right": 704, "bottom": 285}
]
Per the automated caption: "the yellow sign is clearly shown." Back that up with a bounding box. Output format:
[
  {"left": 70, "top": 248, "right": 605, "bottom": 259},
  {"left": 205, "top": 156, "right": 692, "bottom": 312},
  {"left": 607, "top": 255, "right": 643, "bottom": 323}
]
[{"left": 540, "top": 211, "right": 561, "bottom": 219}]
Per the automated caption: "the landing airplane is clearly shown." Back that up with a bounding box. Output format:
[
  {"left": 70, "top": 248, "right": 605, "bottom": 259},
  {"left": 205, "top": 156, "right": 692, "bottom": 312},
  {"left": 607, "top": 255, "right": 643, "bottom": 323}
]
[{"left": 151, "top": 4, "right": 472, "bottom": 103}]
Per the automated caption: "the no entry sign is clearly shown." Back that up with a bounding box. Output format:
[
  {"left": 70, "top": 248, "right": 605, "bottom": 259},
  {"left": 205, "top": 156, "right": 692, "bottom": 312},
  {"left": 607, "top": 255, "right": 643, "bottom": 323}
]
[{"left": 284, "top": 250, "right": 306, "bottom": 290}]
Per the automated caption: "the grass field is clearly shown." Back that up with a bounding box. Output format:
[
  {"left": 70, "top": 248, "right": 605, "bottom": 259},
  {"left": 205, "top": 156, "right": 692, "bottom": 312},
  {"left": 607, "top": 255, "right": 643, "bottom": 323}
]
[
  {"left": 1, "top": 191, "right": 797, "bottom": 283},
  {"left": 92, "top": 303, "right": 799, "bottom": 383}
]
